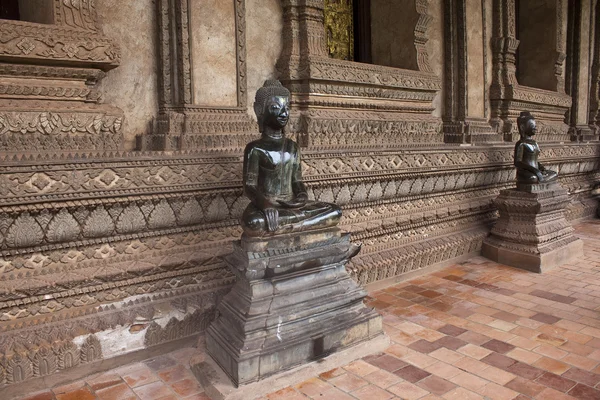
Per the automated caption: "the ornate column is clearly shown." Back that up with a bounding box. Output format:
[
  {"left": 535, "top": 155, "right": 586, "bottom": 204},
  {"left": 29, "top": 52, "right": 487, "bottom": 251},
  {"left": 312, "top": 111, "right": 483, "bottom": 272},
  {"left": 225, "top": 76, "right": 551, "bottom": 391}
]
[
  {"left": 589, "top": 0, "right": 600, "bottom": 136},
  {"left": 565, "top": 0, "right": 598, "bottom": 141},
  {"left": 0, "top": 0, "right": 123, "bottom": 155},
  {"left": 277, "top": 0, "right": 443, "bottom": 149}
]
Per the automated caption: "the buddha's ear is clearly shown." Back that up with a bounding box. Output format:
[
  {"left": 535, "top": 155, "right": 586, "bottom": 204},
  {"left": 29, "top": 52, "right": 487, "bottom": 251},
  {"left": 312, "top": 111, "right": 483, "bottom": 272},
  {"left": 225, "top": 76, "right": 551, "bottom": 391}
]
[{"left": 253, "top": 102, "right": 263, "bottom": 132}]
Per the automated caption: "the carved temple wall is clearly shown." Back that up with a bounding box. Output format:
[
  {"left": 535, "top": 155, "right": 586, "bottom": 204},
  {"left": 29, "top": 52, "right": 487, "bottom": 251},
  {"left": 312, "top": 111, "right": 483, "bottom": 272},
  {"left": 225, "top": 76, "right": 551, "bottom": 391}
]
[{"left": 0, "top": 0, "right": 599, "bottom": 395}]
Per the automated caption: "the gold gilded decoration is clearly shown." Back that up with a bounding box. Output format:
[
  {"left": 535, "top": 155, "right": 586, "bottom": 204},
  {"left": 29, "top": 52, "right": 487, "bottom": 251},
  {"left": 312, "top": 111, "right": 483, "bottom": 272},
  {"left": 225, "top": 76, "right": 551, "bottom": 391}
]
[{"left": 324, "top": 0, "right": 354, "bottom": 61}]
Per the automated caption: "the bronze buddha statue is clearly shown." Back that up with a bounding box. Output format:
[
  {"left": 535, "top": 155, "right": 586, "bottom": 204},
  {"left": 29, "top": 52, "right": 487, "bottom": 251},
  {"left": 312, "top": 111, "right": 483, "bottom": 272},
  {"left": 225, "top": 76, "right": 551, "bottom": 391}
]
[
  {"left": 241, "top": 80, "right": 342, "bottom": 237},
  {"left": 514, "top": 112, "right": 558, "bottom": 185}
]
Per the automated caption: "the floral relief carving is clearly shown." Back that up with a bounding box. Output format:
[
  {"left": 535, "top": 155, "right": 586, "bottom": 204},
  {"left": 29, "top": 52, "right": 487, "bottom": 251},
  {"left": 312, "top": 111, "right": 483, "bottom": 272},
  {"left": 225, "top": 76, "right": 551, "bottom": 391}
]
[
  {"left": 5, "top": 353, "right": 32, "bottom": 384},
  {"left": 46, "top": 209, "right": 80, "bottom": 243},
  {"left": 0, "top": 112, "right": 123, "bottom": 136},
  {"left": 204, "top": 196, "right": 230, "bottom": 223},
  {"left": 6, "top": 214, "right": 44, "bottom": 248},
  {"left": 32, "top": 346, "right": 57, "bottom": 377},
  {"left": 148, "top": 200, "right": 177, "bottom": 230},
  {"left": 177, "top": 198, "right": 204, "bottom": 226},
  {"left": 0, "top": 20, "right": 120, "bottom": 65},
  {"left": 57, "top": 342, "right": 79, "bottom": 370},
  {"left": 0, "top": 83, "right": 92, "bottom": 100},
  {"left": 83, "top": 206, "right": 114, "bottom": 238},
  {"left": 80, "top": 335, "right": 102, "bottom": 364},
  {"left": 56, "top": 0, "right": 99, "bottom": 32},
  {"left": 116, "top": 204, "right": 146, "bottom": 234}
]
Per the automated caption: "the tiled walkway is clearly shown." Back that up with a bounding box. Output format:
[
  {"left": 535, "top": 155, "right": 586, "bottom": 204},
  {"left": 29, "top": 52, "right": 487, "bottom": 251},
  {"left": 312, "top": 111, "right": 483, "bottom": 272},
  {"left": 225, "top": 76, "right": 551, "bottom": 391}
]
[{"left": 17, "top": 219, "right": 600, "bottom": 400}]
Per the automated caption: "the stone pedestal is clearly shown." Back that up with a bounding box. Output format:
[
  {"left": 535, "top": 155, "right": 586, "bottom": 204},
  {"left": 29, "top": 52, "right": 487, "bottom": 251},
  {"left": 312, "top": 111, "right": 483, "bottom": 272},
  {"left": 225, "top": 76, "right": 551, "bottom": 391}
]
[
  {"left": 202, "top": 228, "right": 384, "bottom": 387},
  {"left": 482, "top": 183, "right": 583, "bottom": 273}
]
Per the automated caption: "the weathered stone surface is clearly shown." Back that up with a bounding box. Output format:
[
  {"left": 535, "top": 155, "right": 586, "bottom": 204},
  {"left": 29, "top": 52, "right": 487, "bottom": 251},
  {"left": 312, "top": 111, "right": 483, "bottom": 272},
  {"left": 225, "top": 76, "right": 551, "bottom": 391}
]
[
  {"left": 97, "top": 0, "right": 159, "bottom": 149},
  {"left": 204, "top": 228, "right": 383, "bottom": 386},
  {"left": 482, "top": 184, "right": 583, "bottom": 273},
  {"left": 193, "top": 332, "right": 389, "bottom": 400}
]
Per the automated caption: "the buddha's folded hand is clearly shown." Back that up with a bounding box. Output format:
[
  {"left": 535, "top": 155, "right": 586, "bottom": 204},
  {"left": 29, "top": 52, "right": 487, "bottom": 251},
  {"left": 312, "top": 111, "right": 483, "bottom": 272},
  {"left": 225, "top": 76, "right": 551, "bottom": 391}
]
[{"left": 264, "top": 207, "right": 279, "bottom": 232}]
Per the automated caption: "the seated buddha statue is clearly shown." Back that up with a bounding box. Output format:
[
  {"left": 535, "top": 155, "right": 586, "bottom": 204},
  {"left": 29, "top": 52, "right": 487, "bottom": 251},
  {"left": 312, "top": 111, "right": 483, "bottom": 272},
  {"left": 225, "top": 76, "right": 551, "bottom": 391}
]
[
  {"left": 514, "top": 112, "right": 558, "bottom": 185},
  {"left": 241, "top": 80, "right": 342, "bottom": 237}
]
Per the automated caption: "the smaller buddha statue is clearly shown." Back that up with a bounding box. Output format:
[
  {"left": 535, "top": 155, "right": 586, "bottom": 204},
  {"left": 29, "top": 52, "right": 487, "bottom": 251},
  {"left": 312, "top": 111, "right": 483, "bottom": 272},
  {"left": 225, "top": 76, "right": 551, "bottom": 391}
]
[
  {"left": 514, "top": 112, "right": 558, "bottom": 185},
  {"left": 241, "top": 80, "right": 342, "bottom": 237}
]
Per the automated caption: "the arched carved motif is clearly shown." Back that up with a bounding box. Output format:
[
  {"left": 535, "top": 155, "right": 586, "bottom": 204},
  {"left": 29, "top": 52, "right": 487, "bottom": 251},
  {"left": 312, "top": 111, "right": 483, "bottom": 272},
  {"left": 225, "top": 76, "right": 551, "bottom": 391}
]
[
  {"left": 57, "top": 342, "right": 80, "bottom": 370},
  {"left": 5, "top": 352, "right": 32, "bottom": 384},
  {"left": 80, "top": 335, "right": 103, "bottom": 364},
  {"left": 32, "top": 346, "right": 57, "bottom": 377}
]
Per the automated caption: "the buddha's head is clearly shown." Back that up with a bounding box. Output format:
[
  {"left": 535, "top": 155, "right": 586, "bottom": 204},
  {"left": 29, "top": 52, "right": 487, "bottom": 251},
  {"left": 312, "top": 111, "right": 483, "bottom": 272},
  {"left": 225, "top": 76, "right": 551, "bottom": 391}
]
[
  {"left": 254, "top": 80, "right": 290, "bottom": 134},
  {"left": 517, "top": 112, "right": 537, "bottom": 137}
]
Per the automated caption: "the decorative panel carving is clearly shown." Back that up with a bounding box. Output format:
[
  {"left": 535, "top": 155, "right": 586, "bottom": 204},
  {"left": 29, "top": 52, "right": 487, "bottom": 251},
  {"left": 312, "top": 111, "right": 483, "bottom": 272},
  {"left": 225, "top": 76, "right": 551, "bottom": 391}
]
[
  {"left": 586, "top": 0, "right": 600, "bottom": 138},
  {"left": 0, "top": 1, "right": 123, "bottom": 156},
  {"left": 277, "top": 0, "right": 443, "bottom": 148},
  {"left": 140, "top": 0, "right": 255, "bottom": 152},
  {"left": 490, "top": 0, "right": 572, "bottom": 142},
  {"left": 443, "top": 0, "right": 501, "bottom": 143}
]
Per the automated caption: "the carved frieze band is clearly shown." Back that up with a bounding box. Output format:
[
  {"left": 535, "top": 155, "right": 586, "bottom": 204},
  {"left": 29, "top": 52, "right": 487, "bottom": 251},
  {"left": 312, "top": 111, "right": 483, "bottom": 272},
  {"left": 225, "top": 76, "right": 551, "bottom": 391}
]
[
  {"left": 0, "top": 21, "right": 120, "bottom": 68},
  {"left": 0, "top": 64, "right": 104, "bottom": 83},
  {"left": 0, "top": 286, "right": 228, "bottom": 387},
  {"left": 300, "top": 58, "right": 441, "bottom": 91},
  {"left": 351, "top": 226, "right": 488, "bottom": 285},
  {"left": 0, "top": 150, "right": 596, "bottom": 389},
  {"left": 0, "top": 144, "right": 598, "bottom": 203},
  {"left": 0, "top": 109, "right": 123, "bottom": 152}
]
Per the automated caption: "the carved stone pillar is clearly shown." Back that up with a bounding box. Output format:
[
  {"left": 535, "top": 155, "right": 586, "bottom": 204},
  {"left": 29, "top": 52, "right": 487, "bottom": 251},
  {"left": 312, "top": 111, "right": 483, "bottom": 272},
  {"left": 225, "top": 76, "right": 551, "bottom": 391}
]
[
  {"left": 0, "top": 0, "right": 123, "bottom": 155},
  {"left": 490, "top": 0, "right": 572, "bottom": 142},
  {"left": 139, "top": 0, "right": 256, "bottom": 152},
  {"left": 565, "top": 0, "right": 598, "bottom": 141},
  {"left": 589, "top": 0, "right": 600, "bottom": 137},
  {"left": 443, "top": 0, "right": 503, "bottom": 143},
  {"left": 277, "top": 0, "right": 443, "bottom": 149}
]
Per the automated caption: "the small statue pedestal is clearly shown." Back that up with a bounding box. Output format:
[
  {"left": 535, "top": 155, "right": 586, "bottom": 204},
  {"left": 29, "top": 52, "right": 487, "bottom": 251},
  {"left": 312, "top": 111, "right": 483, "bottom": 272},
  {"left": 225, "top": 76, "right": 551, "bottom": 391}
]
[
  {"left": 193, "top": 227, "right": 385, "bottom": 395},
  {"left": 482, "top": 183, "right": 583, "bottom": 273}
]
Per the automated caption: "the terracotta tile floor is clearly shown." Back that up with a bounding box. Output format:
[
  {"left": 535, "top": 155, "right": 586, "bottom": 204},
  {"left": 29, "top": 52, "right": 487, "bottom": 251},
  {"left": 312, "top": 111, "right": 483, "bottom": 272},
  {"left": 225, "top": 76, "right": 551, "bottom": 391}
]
[{"left": 18, "top": 219, "right": 600, "bottom": 400}]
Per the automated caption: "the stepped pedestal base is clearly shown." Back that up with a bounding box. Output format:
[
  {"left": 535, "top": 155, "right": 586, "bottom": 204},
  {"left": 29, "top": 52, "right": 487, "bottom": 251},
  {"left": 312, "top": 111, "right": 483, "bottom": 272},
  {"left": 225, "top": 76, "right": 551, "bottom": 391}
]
[
  {"left": 202, "top": 228, "right": 384, "bottom": 386},
  {"left": 482, "top": 183, "right": 583, "bottom": 273},
  {"left": 192, "top": 333, "right": 389, "bottom": 400}
]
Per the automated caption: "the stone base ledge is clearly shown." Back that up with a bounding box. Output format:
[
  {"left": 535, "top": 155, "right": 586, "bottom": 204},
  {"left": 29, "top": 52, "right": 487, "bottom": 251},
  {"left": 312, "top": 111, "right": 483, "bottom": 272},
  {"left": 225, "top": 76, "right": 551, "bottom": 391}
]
[
  {"left": 1, "top": 335, "right": 199, "bottom": 400},
  {"left": 482, "top": 238, "right": 583, "bottom": 273},
  {"left": 191, "top": 333, "right": 390, "bottom": 400}
]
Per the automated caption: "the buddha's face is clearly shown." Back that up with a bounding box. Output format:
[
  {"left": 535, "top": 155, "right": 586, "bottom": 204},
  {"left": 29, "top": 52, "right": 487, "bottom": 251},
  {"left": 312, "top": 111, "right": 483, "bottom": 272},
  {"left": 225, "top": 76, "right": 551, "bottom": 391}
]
[
  {"left": 262, "top": 95, "right": 290, "bottom": 131},
  {"left": 520, "top": 118, "right": 537, "bottom": 137},
  {"left": 526, "top": 119, "right": 537, "bottom": 135}
]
